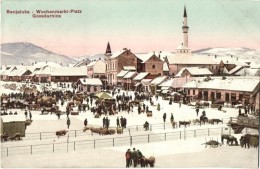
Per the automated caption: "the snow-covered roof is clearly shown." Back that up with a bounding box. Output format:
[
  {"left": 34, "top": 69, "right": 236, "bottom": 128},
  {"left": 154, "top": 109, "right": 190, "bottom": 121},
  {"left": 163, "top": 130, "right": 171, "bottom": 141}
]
[
  {"left": 167, "top": 54, "right": 219, "bottom": 65},
  {"left": 172, "top": 77, "right": 194, "bottom": 88},
  {"left": 117, "top": 70, "right": 129, "bottom": 77},
  {"left": 8, "top": 69, "right": 31, "bottom": 76},
  {"left": 163, "top": 62, "right": 169, "bottom": 71},
  {"left": 175, "top": 67, "right": 213, "bottom": 77},
  {"left": 133, "top": 72, "right": 149, "bottom": 81},
  {"left": 77, "top": 78, "right": 102, "bottom": 86},
  {"left": 159, "top": 78, "right": 174, "bottom": 87},
  {"left": 141, "top": 79, "right": 152, "bottom": 85},
  {"left": 123, "top": 66, "right": 136, "bottom": 71},
  {"left": 33, "top": 62, "right": 62, "bottom": 68},
  {"left": 228, "top": 66, "right": 243, "bottom": 75},
  {"left": 87, "top": 61, "right": 96, "bottom": 67},
  {"left": 150, "top": 76, "right": 167, "bottom": 85},
  {"left": 110, "top": 49, "right": 127, "bottom": 59},
  {"left": 123, "top": 71, "right": 137, "bottom": 79},
  {"left": 218, "top": 57, "right": 248, "bottom": 66},
  {"left": 1, "top": 66, "right": 16, "bottom": 75},
  {"left": 51, "top": 67, "right": 87, "bottom": 76},
  {"left": 184, "top": 76, "right": 259, "bottom": 92}
]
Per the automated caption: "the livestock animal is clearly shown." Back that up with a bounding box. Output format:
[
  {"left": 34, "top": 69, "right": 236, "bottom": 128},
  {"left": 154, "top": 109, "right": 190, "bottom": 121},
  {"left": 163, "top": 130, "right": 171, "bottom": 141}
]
[
  {"left": 172, "top": 121, "right": 177, "bottom": 128},
  {"left": 146, "top": 156, "right": 156, "bottom": 167},
  {"left": 143, "top": 123, "right": 149, "bottom": 131},
  {"left": 94, "top": 114, "right": 100, "bottom": 118},
  {"left": 83, "top": 126, "right": 92, "bottom": 132},
  {"left": 99, "top": 128, "right": 110, "bottom": 135},
  {"left": 9, "top": 133, "right": 22, "bottom": 141},
  {"left": 179, "top": 120, "right": 191, "bottom": 128},
  {"left": 90, "top": 127, "right": 102, "bottom": 135},
  {"left": 116, "top": 128, "right": 123, "bottom": 134},
  {"left": 146, "top": 112, "right": 152, "bottom": 117},
  {"left": 56, "top": 130, "right": 68, "bottom": 138},
  {"left": 1, "top": 133, "right": 9, "bottom": 142},
  {"left": 221, "top": 134, "right": 238, "bottom": 145},
  {"left": 213, "top": 119, "right": 223, "bottom": 124},
  {"left": 200, "top": 115, "right": 208, "bottom": 125},
  {"left": 109, "top": 129, "right": 116, "bottom": 135},
  {"left": 249, "top": 137, "right": 259, "bottom": 148},
  {"left": 25, "top": 119, "right": 33, "bottom": 127},
  {"left": 192, "top": 119, "right": 200, "bottom": 125},
  {"left": 202, "top": 139, "right": 222, "bottom": 148},
  {"left": 240, "top": 134, "right": 259, "bottom": 148},
  {"left": 208, "top": 119, "right": 214, "bottom": 125}
]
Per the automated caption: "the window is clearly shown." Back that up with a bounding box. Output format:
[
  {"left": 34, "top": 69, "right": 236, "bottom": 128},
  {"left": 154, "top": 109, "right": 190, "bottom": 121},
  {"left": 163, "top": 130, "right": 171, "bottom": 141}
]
[
  {"left": 193, "top": 90, "right": 195, "bottom": 95},
  {"left": 152, "top": 65, "right": 155, "bottom": 69}
]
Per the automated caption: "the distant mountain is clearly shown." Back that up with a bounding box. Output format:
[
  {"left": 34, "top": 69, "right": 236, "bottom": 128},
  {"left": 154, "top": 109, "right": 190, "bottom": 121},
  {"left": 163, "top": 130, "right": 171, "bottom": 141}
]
[
  {"left": 74, "top": 53, "right": 105, "bottom": 62},
  {"left": 194, "top": 47, "right": 260, "bottom": 64},
  {"left": 1, "top": 42, "right": 77, "bottom": 66}
]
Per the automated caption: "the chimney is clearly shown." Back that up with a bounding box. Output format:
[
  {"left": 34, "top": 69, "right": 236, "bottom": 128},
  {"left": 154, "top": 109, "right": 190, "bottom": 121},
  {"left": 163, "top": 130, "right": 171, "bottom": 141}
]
[
  {"left": 226, "top": 60, "right": 228, "bottom": 64},
  {"left": 159, "top": 54, "right": 161, "bottom": 59}
]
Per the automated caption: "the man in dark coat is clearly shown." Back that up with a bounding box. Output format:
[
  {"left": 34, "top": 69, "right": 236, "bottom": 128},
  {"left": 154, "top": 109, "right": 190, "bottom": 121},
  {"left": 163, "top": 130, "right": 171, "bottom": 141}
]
[
  {"left": 102, "top": 117, "right": 106, "bottom": 128},
  {"left": 120, "top": 116, "right": 124, "bottom": 127},
  {"left": 170, "top": 113, "right": 174, "bottom": 123},
  {"left": 138, "top": 105, "right": 141, "bottom": 114},
  {"left": 125, "top": 149, "right": 132, "bottom": 168},
  {"left": 163, "top": 113, "right": 167, "bottom": 123},
  {"left": 67, "top": 118, "right": 71, "bottom": 129},
  {"left": 84, "top": 118, "right": 88, "bottom": 127},
  {"left": 29, "top": 111, "right": 32, "bottom": 120},
  {"left": 116, "top": 117, "right": 120, "bottom": 128},
  {"left": 143, "top": 103, "right": 145, "bottom": 111},
  {"left": 196, "top": 107, "right": 199, "bottom": 116}
]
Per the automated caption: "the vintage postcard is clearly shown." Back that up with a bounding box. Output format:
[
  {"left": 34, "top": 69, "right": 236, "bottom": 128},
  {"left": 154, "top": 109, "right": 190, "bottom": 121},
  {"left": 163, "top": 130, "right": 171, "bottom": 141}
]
[{"left": 0, "top": 0, "right": 259, "bottom": 168}]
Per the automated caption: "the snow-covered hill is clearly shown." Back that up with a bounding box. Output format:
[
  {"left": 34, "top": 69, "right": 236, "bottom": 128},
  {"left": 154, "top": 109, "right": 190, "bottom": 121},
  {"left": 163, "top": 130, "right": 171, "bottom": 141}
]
[
  {"left": 194, "top": 47, "right": 260, "bottom": 64},
  {"left": 74, "top": 53, "right": 105, "bottom": 62},
  {"left": 1, "top": 42, "right": 77, "bottom": 66}
]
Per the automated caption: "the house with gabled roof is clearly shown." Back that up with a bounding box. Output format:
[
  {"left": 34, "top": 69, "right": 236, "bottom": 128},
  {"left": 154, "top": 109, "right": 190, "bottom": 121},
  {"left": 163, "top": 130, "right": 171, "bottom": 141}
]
[{"left": 105, "top": 47, "right": 138, "bottom": 85}]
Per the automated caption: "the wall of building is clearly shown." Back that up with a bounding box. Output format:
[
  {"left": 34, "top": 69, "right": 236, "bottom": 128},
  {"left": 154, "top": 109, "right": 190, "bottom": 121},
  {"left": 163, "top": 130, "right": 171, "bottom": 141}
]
[{"left": 144, "top": 55, "right": 163, "bottom": 76}]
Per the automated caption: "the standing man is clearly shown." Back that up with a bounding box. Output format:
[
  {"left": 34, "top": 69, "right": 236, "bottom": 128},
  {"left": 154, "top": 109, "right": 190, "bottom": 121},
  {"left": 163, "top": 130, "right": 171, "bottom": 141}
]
[
  {"left": 170, "top": 113, "right": 174, "bottom": 123},
  {"left": 116, "top": 117, "right": 120, "bottom": 128},
  {"left": 125, "top": 149, "right": 132, "bottom": 168},
  {"left": 102, "top": 117, "right": 106, "bottom": 128},
  {"left": 163, "top": 113, "right": 167, "bottom": 123},
  {"left": 84, "top": 118, "right": 88, "bottom": 127},
  {"left": 24, "top": 110, "right": 28, "bottom": 119},
  {"left": 132, "top": 148, "right": 138, "bottom": 168},
  {"left": 29, "top": 111, "right": 32, "bottom": 120},
  {"left": 120, "top": 116, "right": 124, "bottom": 128},
  {"left": 138, "top": 105, "right": 141, "bottom": 114},
  {"left": 196, "top": 107, "right": 199, "bottom": 117},
  {"left": 67, "top": 118, "right": 71, "bottom": 129}
]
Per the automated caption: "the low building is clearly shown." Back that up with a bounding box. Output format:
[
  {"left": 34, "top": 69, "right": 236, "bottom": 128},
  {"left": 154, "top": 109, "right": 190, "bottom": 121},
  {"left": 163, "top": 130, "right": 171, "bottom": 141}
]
[
  {"left": 76, "top": 78, "right": 103, "bottom": 93},
  {"left": 183, "top": 76, "right": 260, "bottom": 105},
  {"left": 51, "top": 67, "right": 87, "bottom": 82},
  {"left": 175, "top": 67, "right": 213, "bottom": 78}
]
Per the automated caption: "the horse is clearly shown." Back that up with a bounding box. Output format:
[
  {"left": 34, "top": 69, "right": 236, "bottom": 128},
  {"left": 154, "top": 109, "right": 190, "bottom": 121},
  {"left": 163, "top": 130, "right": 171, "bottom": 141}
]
[
  {"left": 200, "top": 115, "right": 208, "bottom": 125},
  {"left": 213, "top": 119, "right": 223, "bottom": 124},
  {"left": 240, "top": 134, "right": 259, "bottom": 148},
  {"left": 179, "top": 121, "right": 191, "bottom": 128},
  {"left": 221, "top": 134, "right": 238, "bottom": 145}
]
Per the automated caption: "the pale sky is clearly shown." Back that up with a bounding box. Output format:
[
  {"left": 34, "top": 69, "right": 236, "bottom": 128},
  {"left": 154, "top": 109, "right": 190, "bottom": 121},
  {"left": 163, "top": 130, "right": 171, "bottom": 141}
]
[{"left": 1, "top": 0, "right": 260, "bottom": 56}]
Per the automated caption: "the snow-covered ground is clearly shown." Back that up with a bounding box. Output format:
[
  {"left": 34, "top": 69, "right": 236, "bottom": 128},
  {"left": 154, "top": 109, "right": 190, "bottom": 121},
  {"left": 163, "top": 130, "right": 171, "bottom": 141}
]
[{"left": 0, "top": 85, "right": 259, "bottom": 168}]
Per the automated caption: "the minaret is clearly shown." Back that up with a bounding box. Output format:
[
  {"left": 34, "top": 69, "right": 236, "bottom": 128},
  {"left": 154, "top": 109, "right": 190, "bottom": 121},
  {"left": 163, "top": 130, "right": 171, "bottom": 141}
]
[
  {"left": 105, "top": 41, "right": 112, "bottom": 56},
  {"left": 182, "top": 6, "right": 189, "bottom": 48}
]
